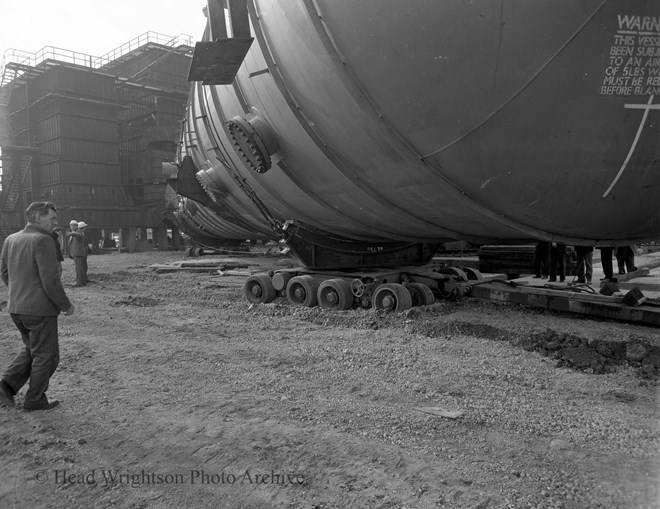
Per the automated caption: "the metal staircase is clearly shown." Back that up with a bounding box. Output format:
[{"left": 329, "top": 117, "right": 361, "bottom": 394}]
[
  {"left": 0, "top": 209, "right": 10, "bottom": 245},
  {"left": 1, "top": 59, "right": 36, "bottom": 246},
  {"left": 0, "top": 152, "right": 34, "bottom": 247},
  {"left": 0, "top": 83, "right": 13, "bottom": 246},
  {"left": 0, "top": 85, "right": 13, "bottom": 147},
  {"left": 2, "top": 154, "right": 33, "bottom": 210},
  {"left": 96, "top": 32, "right": 193, "bottom": 72}
]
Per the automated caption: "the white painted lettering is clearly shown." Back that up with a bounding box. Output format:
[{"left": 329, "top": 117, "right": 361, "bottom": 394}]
[
  {"left": 637, "top": 36, "right": 660, "bottom": 46},
  {"left": 603, "top": 76, "right": 631, "bottom": 86},
  {"left": 617, "top": 15, "right": 660, "bottom": 32},
  {"left": 600, "top": 85, "right": 633, "bottom": 95},
  {"left": 623, "top": 67, "right": 645, "bottom": 77},
  {"left": 611, "top": 46, "right": 634, "bottom": 56},
  {"left": 602, "top": 15, "right": 660, "bottom": 96},
  {"left": 637, "top": 47, "right": 660, "bottom": 57}
]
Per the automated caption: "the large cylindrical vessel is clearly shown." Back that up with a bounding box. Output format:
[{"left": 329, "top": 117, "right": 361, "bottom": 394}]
[{"left": 176, "top": 0, "right": 659, "bottom": 252}]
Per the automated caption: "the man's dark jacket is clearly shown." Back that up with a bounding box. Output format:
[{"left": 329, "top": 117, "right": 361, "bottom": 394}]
[
  {"left": 1, "top": 224, "right": 72, "bottom": 316},
  {"left": 67, "top": 231, "right": 88, "bottom": 257}
]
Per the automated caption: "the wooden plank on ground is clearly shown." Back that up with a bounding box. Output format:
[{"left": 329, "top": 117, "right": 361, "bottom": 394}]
[
  {"left": 218, "top": 269, "right": 255, "bottom": 277},
  {"left": 615, "top": 267, "right": 650, "bottom": 282},
  {"left": 151, "top": 266, "right": 219, "bottom": 274},
  {"left": 414, "top": 407, "right": 464, "bottom": 419}
]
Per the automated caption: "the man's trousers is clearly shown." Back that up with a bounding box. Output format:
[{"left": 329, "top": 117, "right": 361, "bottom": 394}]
[
  {"left": 2, "top": 314, "right": 59, "bottom": 408},
  {"left": 73, "top": 256, "right": 88, "bottom": 286}
]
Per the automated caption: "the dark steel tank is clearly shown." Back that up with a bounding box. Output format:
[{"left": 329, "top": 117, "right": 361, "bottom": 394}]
[{"left": 174, "top": 0, "right": 660, "bottom": 267}]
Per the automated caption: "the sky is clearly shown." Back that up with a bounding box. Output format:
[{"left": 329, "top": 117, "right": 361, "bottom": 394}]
[{"left": 0, "top": 0, "right": 208, "bottom": 63}]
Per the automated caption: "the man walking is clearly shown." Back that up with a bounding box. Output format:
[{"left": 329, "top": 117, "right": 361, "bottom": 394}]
[{"left": 0, "top": 202, "right": 74, "bottom": 411}]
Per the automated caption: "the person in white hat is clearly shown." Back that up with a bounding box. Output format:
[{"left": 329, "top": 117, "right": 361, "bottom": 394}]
[
  {"left": 66, "top": 221, "right": 89, "bottom": 286},
  {"left": 64, "top": 220, "right": 78, "bottom": 257}
]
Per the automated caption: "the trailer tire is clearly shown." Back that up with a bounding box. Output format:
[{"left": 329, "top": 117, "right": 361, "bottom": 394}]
[
  {"left": 244, "top": 274, "right": 276, "bottom": 304},
  {"left": 407, "top": 283, "right": 435, "bottom": 306},
  {"left": 372, "top": 283, "right": 412, "bottom": 312},
  {"left": 272, "top": 271, "right": 293, "bottom": 291},
  {"left": 440, "top": 266, "right": 468, "bottom": 281},
  {"left": 318, "top": 279, "right": 354, "bottom": 310},
  {"left": 463, "top": 267, "right": 483, "bottom": 281},
  {"left": 286, "top": 275, "right": 319, "bottom": 307}
]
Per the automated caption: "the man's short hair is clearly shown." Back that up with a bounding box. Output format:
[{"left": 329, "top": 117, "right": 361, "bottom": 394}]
[{"left": 25, "top": 201, "right": 57, "bottom": 223}]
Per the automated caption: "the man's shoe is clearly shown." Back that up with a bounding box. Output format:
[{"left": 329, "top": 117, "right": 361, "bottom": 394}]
[
  {"left": 0, "top": 381, "right": 15, "bottom": 408},
  {"left": 548, "top": 277, "right": 557, "bottom": 282},
  {"left": 23, "top": 400, "right": 60, "bottom": 412}
]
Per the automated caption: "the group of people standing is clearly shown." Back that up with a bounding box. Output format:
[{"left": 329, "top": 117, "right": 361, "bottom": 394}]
[
  {"left": 534, "top": 241, "right": 637, "bottom": 284},
  {"left": 533, "top": 242, "right": 573, "bottom": 283},
  {"left": 597, "top": 245, "right": 637, "bottom": 282}
]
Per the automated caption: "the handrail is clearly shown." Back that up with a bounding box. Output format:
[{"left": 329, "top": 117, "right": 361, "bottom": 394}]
[
  {"left": 2, "top": 47, "right": 96, "bottom": 71},
  {"left": 94, "top": 31, "right": 195, "bottom": 67},
  {"left": 1, "top": 31, "right": 194, "bottom": 86}
]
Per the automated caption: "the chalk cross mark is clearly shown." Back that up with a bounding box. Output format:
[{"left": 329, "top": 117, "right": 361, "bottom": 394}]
[{"left": 602, "top": 94, "right": 658, "bottom": 198}]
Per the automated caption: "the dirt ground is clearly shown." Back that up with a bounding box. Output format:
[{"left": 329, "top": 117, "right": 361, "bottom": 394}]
[{"left": 0, "top": 250, "right": 658, "bottom": 509}]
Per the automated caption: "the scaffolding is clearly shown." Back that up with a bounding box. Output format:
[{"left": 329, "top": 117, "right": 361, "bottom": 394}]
[{"left": 0, "top": 32, "right": 194, "bottom": 249}]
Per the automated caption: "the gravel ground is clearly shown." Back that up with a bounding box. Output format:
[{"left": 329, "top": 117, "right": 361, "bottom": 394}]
[{"left": 0, "top": 251, "right": 658, "bottom": 509}]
